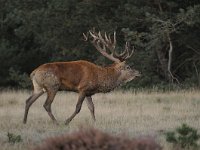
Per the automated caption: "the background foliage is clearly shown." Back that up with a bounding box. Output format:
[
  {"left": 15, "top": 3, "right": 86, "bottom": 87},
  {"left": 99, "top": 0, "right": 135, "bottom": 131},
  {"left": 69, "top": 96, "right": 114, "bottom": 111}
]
[{"left": 0, "top": 0, "right": 200, "bottom": 89}]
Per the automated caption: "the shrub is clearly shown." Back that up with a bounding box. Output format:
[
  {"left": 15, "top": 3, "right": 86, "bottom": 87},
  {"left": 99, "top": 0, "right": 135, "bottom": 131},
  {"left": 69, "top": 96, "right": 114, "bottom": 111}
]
[
  {"left": 165, "top": 124, "right": 200, "bottom": 149},
  {"left": 8, "top": 68, "right": 31, "bottom": 88},
  {"left": 7, "top": 132, "right": 23, "bottom": 144},
  {"left": 33, "top": 128, "right": 162, "bottom": 150}
]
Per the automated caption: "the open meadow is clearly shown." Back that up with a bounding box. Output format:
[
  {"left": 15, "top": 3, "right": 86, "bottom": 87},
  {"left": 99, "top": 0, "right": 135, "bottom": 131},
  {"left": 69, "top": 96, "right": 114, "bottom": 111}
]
[{"left": 0, "top": 90, "right": 200, "bottom": 150}]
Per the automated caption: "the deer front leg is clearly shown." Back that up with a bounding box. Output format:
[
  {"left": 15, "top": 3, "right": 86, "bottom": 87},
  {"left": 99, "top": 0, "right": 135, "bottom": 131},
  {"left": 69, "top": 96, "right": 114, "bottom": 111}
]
[
  {"left": 65, "top": 93, "right": 85, "bottom": 125},
  {"left": 86, "top": 96, "right": 96, "bottom": 121}
]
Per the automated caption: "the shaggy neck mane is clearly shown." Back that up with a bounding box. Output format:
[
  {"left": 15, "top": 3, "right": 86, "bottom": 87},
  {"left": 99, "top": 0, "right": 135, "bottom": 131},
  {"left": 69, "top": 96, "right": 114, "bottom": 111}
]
[{"left": 96, "top": 65, "right": 121, "bottom": 93}]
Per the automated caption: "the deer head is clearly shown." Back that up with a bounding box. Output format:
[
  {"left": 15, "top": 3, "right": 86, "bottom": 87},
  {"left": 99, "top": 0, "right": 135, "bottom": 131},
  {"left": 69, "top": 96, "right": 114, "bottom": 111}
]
[{"left": 83, "top": 29, "right": 141, "bottom": 84}]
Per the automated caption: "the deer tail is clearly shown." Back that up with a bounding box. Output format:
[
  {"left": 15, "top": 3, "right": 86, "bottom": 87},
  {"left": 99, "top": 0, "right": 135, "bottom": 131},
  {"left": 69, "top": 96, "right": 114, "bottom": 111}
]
[{"left": 30, "top": 70, "right": 37, "bottom": 80}]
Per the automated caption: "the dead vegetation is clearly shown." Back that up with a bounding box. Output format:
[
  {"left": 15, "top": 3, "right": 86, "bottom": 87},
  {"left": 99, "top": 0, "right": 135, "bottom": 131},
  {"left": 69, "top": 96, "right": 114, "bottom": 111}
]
[{"left": 33, "top": 128, "right": 162, "bottom": 150}]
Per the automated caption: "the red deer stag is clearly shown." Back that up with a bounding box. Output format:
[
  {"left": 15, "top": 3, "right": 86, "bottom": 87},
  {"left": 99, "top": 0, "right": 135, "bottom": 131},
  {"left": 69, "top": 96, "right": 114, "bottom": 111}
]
[{"left": 23, "top": 29, "right": 141, "bottom": 125}]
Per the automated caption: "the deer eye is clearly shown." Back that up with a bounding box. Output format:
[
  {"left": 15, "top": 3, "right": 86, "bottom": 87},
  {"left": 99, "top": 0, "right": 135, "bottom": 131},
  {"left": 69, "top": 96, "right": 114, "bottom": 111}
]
[{"left": 126, "top": 66, "right": 131, "bottom": 70}]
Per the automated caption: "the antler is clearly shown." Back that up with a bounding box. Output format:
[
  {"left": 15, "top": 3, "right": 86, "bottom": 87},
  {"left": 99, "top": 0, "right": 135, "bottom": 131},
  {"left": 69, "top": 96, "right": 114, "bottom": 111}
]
[
  {"left": 110, "top": 42, "right": 134, "bottom": 62},
  {"left": 83, "top": 29, "right": 134, "bottom": 63}
]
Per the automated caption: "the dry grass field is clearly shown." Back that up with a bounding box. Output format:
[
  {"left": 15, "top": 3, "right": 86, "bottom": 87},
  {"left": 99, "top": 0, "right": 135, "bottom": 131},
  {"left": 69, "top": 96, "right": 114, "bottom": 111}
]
[{"left": 0, "top": 90, "right": 200, "bottom": 150}]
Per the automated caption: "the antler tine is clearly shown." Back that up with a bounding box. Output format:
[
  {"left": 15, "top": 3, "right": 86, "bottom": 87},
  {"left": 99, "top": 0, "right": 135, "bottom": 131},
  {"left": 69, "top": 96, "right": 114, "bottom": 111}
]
[
  {"left": 105, "top": 32, "right": 109, "bottom": 43},
  {"left": 98, "top": 32, "right": 104, "bottom": 43},
  {"left": 83, "top": 32, "right": 88, "bottom": 41},
  {"left": 113, "top": 31, "right": 116, "bottom": 48},
  {"left": 109, "top": 32, "right": 116, "bottom": 49},
  {"left": 122, "top": 42, "right": 134, "bottom": 59}
]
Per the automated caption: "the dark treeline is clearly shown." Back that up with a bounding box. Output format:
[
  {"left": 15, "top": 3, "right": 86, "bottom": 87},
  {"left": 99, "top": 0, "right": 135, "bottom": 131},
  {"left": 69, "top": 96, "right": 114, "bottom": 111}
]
[{"left": 0, "top": 0, "right": 200, "bottom": 89}]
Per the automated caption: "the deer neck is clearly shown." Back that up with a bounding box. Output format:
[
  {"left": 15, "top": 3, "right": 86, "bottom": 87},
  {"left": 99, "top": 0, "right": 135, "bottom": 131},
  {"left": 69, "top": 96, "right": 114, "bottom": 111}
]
[{"left": 97, "top": 66, "right": 121, "bottom": 93}]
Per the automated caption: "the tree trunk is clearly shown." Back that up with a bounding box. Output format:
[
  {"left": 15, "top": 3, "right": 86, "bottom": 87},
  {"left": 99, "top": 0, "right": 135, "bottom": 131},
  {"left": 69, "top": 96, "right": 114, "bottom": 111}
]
[{"left": 155, "top": 47, "right": 172, "bottom": 81}]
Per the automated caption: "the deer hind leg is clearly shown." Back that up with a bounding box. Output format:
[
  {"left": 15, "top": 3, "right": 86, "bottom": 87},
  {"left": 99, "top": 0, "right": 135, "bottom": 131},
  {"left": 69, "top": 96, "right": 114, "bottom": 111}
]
[
  {"left": 43, "top": 89, "right": 58, "bottom": 124},
  {"left": 86, "top": 96, "right": 96, "bottom": 121},
  {"left": 23, "top": 80, "right": 44, "bottom": 124},
  {"left": 65, "top": 92, "right": 86, "bottom": 125}
]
